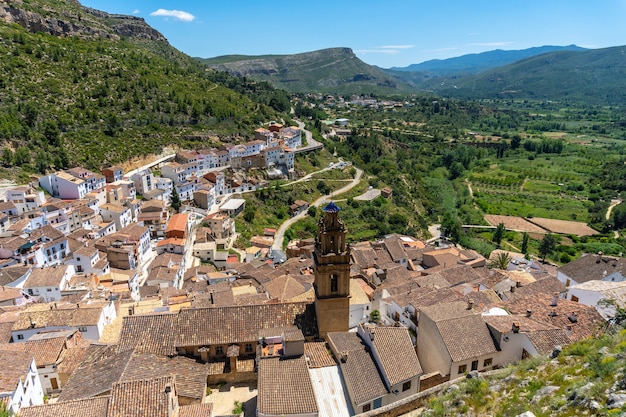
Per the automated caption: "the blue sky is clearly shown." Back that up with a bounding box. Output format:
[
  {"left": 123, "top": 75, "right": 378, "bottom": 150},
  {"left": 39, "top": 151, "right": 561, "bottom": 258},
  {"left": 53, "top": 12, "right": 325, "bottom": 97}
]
[{"left": 80, "top": 0, "right": 626, "bottom": 68}]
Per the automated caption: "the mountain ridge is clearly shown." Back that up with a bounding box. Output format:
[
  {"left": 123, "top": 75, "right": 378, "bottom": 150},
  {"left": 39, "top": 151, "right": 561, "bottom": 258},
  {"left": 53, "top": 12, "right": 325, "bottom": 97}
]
[
  {"left": 198, "top": 47, "right": 412, "bottom": 94},
  {"left": 390, "top": 44, "right": 587, "bottom": 75}
]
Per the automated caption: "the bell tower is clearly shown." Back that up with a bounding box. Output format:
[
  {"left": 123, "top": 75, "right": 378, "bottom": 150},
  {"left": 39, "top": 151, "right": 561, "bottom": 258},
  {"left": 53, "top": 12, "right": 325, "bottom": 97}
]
[{"left": 314, "top": 202, "right": 351, "bottom": 339}]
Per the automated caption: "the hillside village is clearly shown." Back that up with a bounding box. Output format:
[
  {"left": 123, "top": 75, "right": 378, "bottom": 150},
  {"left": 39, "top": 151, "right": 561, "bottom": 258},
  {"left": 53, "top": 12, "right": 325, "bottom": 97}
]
[{"left": 0, "top": 123, "right": 624, "bottom": 417}]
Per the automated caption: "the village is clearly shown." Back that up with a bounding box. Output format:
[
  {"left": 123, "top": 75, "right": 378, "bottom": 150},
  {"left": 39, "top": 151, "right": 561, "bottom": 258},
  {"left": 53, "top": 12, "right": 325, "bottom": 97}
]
[{"left": 0, "top": 122, "right": 623, "bottom": 417}]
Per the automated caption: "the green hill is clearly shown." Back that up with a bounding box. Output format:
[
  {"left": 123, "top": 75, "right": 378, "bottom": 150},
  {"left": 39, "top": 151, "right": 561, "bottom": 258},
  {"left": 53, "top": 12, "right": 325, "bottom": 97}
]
[
  {"left": 198, "top": 48, "right": 413, "bottom": 94},
  {"left": 0, "top": 0, "right": 287, "bottom": 180},
  {"left": 422, "top": 46, "right": 626, "bottom": 104},
  {"left": 420, "top": 326, "right": 626, "bottom": 416}
]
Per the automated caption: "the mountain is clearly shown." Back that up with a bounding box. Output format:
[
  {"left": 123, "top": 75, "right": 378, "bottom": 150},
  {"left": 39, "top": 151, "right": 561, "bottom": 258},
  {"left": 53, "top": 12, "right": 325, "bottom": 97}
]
[
  {"left": 197, "top": 48, "right": 413, "bottom": 94},
  {"left": 421, "top": 45, "right": 626, "bottom": 104},
  {"left": 0, "top": 0, "right": 287, "bottom": 178},
  {"left": 391, "top": 45, "right": 587, "bottom": 76}
]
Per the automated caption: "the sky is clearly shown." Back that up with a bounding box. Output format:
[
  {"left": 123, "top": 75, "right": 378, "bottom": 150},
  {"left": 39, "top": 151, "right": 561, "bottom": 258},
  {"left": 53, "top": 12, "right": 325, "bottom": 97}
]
[{"left": 80, "top": 0, "right": 626, "bottom": 68}]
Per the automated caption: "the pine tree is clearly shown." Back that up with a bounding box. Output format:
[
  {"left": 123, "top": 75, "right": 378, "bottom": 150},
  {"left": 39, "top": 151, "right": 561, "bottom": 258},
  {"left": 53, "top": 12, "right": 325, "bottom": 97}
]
[{"left": 170, "top": 187, "right": 181, "bottom": 213}]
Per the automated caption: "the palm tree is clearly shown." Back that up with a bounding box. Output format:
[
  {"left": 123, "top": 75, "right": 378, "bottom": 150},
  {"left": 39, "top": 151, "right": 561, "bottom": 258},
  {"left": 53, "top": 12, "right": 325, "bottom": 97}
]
[{"left": 489, "top": 251, "right": 512, "bottom": 270}]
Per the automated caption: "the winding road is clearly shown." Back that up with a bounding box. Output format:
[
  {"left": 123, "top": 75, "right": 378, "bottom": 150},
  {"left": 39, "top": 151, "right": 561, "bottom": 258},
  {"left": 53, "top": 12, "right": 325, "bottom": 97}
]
[{"left": 271, "top": 167, "right": 363, "bottom": 251}]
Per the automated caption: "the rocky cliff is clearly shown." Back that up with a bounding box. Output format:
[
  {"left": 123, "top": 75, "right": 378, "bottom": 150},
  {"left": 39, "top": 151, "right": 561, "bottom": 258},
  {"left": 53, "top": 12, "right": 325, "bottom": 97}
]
[{"left": 0, "top": 0, "right": 166, "bottom": 41}]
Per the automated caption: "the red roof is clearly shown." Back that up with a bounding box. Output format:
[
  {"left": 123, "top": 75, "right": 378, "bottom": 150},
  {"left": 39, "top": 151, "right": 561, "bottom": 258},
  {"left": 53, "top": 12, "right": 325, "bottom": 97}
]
[{"left": 166, "top": 213, "right": 188, "bottom": 234}]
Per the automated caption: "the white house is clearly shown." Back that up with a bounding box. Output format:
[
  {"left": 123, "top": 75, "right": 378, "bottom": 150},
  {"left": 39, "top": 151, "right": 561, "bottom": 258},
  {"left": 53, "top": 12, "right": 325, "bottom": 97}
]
[
  {"left": 566, "top": 280, "right": 626, "bottom": 319},
  {"left": 557, "top": 252, "right": 626, "bottom": 287},
  {"left": 416, "top": 300, "right": 498, "bottom": 380},
  {"left": 11, "top": 300, "right": 117, "bottom": 342},
  {"left": 98, "top": 203, "right": 133, "bottom": 231},
  {"left": 131, "top": 169, "right": 155, "bottom": 196},
  {"left": 22, "top": 264, "right": 75, "bottom": 302},
  {"left": 5, "top": 186, "right": 46, "bottom": 214},
  {"left": 0, "top": 350, "right": 44, "bottom": 415}
]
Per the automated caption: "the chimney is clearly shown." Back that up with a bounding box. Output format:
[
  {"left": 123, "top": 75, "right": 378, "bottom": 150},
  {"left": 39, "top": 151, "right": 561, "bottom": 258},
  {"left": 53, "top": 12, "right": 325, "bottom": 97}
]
[
  {"left": 526, "top": 309, "right": 532, "bottom": 318},
  {"left": 516, "top": 281, "right": 522, "bottom": 288},
  {"left": 568, "top": 312, "right": 578, "bottom": 323},
  {"left": 512, "top": 322, "right": 520, "bottom": 333},
  {"left": 467, "top": 299, "right": 474, "bottom": 310},
  {"left": 510, "top": 285, "right": 516, "bottom": 293},
  {"left": 596, "top": 251, "right": 603, "bottom": 263},
  {"left": 550, "top": 293, "right": 559, "bottom": 307},
  {"left": 340, "top": 351, "right": 349, "bottom": 363}
]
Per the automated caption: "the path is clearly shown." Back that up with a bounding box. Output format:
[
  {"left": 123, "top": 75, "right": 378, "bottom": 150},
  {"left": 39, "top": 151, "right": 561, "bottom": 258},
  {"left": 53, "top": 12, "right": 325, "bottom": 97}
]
[
  {"left": 271, "top": 167, "right": 363, "bottom": 251},
  {"left": 606, "top": 198, "right": 622, "bottom": 221}
]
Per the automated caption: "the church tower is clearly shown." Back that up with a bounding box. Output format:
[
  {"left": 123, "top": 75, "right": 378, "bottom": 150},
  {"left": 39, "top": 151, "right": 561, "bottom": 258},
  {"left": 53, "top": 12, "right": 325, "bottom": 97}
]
[{"left": 314, "top": 202, "right": 351, "bottom": 339}]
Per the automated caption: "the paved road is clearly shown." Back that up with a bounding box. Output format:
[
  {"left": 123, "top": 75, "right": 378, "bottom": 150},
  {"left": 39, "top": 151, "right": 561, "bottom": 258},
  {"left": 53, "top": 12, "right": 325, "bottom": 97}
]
[
  {"left": 294, "top": 120, "right": 323, "bottom": 152},
  {"left": 271, "top": 167, "right": 363, "bottom": 251}
]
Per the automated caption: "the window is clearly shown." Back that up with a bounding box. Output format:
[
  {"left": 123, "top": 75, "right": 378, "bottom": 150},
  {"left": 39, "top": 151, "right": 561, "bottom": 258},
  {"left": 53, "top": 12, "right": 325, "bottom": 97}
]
[
  {"left": 484, "top": 358, "right": 493, "bottom": 367},
  {"left": 471, "top": 360, "right": 478, "bottom": 371},
  {"left": 47, "top": 288, "right": 52, "bottom": 292},
  {"left": 362, "top": 404, "right": 371, "bottom": 412},
  {"left": 330, "top": 274, "right": 338, "bottom": 292},
  {"left": 78, "top": 326, "right": 87, "bottom": 332},
  {"left": 458, "top": 364, "right": 467, "bottom": 374},
  {"left": 571, "top": 295, "right": 579, "bottom": 303},
  {"left": 245, "top": 343, "right": 253, "bottom": 353},
  {"left": 216, "top": 346, "right": 224, "bottom": 355},
  {"left": 402, "top": 380, "right": 412, "bottom": 392},
  {"left": 17, "top": 334, "right": 24, "bottom": 340}
]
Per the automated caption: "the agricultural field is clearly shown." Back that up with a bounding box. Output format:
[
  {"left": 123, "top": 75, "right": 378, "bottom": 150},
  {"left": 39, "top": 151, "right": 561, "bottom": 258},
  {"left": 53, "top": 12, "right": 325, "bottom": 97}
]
[
  {"left": 484, "top": 215, "right": 546, "bottom": 233},
  {"left": 527, "top": 217, "right": 598, "bottom": 236}
]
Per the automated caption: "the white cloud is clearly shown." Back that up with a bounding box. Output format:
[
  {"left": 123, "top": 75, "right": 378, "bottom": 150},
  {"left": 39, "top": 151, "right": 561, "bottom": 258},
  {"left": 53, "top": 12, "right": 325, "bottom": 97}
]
[
  {"left": 132, "top": 9, "right": 140, "bottom": 15},
  {"left": 149, "top": 9, "right": 195, "bottom": 22}
]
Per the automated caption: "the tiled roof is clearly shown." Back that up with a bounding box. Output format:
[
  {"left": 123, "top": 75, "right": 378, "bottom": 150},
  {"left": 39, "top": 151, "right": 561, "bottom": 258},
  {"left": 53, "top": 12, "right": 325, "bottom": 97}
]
[
  {"left": 559, "top": 253, "right": 626, "bottom": 283},
  {"left": 121, "top": 354, "right": 208, "bottom": 400},
  {"left": 383, "top": 237, "right": 408, "bottom": 262},
  {"left": 526, "top": 329, "right": 572, "bottom": 354},
  {"left": 258, "top": 356, "right": 318, "bottom": 416},
  {"left": 117, "top": 302, "right": 317, "bottom": 355},
  {"left": 0, "top": 336, "right": 66, "bottom": 365},
  {"left": 19, "top": 397, "right": 110, "bottom": 417},
  {"left": 56, "top": 340, "right": 92, "bottom": 376},
  {"left": 0, "top": 350, "right": 33, "bottom": 393},
  {"left": 503, "top": 293, "right": 604, "bottom": 342},
  {"left": 263, "top": 274, "right": 307, "bottom": 301},
  {"left": 371, "top": 327, "right": 422, "bottom": 386},
  {"left": 506, "top": 276, "right": 566, "bottom": 301},
  {"left": 107, "top": 375, "right": 175, "bottom": 417},
  {"left": 434, "top": 264, "right": 484, "bottom": 287},
  {"left": 178, "top": 403, "right": 214, "bottom": 417},
  {"left": 421, "top": 301, "right": 497, "bottom": 363},
  {"left": 304, "top": 342, "right": 336, "bottom": 368},
  {"left": 0, "top": 264, "right": 32, "bottom": 286},
  {"left": 58, "top": 349, "right": 134, "bottom": 401},
  {"left": 24, "top": 265, "right": 70, "bottom": 288},
  {"left": 12, "top": 305, "right": 104, "bottom": 331},
  {"left": 327, "top": 332, "right": 387, "bottom": 406}
]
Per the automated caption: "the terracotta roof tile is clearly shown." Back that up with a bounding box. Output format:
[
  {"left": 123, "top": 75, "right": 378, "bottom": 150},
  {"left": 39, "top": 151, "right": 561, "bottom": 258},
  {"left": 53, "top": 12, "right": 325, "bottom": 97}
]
[
  {"left": 117, "top": 302, "right": 317, "bottom": 355},
  {"left": 19, "top": 397, "right": 109, "bottom": 417},
  {"left": 327, "top": 332, "right": 387, "bottom": 405},
  {"left": 107, "top": 375, "right": 175, "bottom": 417},
  {"left": 371, "top": 327, "right": 422, "bottom": 385},
  {"left": 420, "top": 301, "right": 498, "bottom": 362},
  {"left": 258, "top": 356, "right": 318, "bottom": 415},
  {"left": 0, "top": 336, "right": 66, "bottom": 366},
  {"left": 0, "top": 350, "right": 33, "bottom": 393},
  {"left": 304, "top": 342, "right": 336, "bottom": 368},
  {"left": 178, "top": 403, "right": 214, "bottom": 417}
]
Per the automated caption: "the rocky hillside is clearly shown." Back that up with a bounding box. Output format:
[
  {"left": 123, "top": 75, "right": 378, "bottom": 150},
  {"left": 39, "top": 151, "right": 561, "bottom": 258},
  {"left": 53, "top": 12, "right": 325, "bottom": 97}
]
[
  {"left": 198, "top": 47, "right": 413, "bottom": 94},
  {"left": 0, "top": 0, "right": 165, "bottom": 41},
  {"left": 0, "top": 0, "right": 288, "bottom": 180},
  {"left": 419, "top": 327, "right": 626, "bottom": 416}
]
